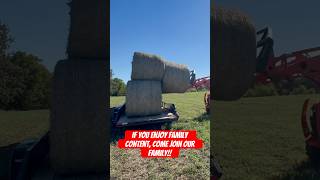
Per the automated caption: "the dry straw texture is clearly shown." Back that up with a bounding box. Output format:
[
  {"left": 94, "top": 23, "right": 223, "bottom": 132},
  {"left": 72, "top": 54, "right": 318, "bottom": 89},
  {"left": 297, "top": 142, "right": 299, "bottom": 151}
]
[
  {"left": 67, "top": 0, "right": 107, "bottom": 59},
  {"left": 126, "top": 80, "right": 162, "bottom": 117},
  {"left": 211, "top": 7, "right": 256, "bottom": 100},
  {"left": 50, "top": 60, "right": 108, "bottom": 174},
  {"left": 162, "top": 61, "right": 190, "bottom": 93},
  {"left": 131, "top": 52, "right": 165, "bottom": 81}
]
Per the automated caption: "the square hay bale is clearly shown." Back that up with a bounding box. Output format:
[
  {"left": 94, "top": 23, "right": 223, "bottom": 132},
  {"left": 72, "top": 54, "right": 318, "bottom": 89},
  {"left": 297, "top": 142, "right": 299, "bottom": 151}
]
[
  {"left": 162, "top": 61, "right": 190, "bottom": 93},
  {"left": 67, "top": 0, "right": 107, "bottom": 59},
  {"left": 50, "top": 59, "right": 108, "bottom": 174},
  {"left": 126, "top": 80, "right": 162, "bottom": 117},
  {"left": 211, "top": 7, "right": 256, "bottom": 100},
  {"left": 131, "top": 52, "right": 165, "bottom": 81}
]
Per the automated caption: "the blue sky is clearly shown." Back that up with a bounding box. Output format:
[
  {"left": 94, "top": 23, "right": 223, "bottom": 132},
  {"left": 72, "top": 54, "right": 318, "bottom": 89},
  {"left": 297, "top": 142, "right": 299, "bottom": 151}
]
[
  {"left": 1, "top": 0, "right": 319, "bottom": 77},
  {"left": 0, "top": 1, "right": 69, "bottom": 71},
  {"left": 111, "top": 0, "right": 210, "bottom": 83}
]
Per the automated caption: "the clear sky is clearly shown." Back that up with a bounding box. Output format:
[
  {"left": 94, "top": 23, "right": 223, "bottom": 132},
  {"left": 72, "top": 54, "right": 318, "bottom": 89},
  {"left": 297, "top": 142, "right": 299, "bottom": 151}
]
[
  {"left": 1, "top": 0, "right": 320, "bottom": 77},
  {"left": 0, "top": 1, "right": 69, "bottom": 71},
  {"left": 111, "top": 0, "right": 210, "bottom": 83}
]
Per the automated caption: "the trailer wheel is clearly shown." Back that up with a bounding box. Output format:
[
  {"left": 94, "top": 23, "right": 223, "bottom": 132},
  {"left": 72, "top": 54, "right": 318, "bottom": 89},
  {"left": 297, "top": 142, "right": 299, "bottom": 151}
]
[{"left": 162, "top": 122, "right": 172, "bottom": 130}]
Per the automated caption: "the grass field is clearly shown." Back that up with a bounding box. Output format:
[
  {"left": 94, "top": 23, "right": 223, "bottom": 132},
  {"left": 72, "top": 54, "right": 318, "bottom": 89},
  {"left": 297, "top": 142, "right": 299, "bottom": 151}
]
[
  {"left": 110, "top": 92, "right": 210, "bottom": 179},
  {"left": 2, "top": 93, "right": 320, "bottom": 179},
  {"left": 0, "top": 110, "right": 49, "bottom": 147},
  {"left": 213, "top": 94, "right": 320, "bottom": 180}
]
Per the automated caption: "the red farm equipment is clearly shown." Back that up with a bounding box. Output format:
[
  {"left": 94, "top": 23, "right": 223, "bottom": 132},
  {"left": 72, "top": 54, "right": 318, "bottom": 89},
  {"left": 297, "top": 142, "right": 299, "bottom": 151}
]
[
  {"left": 255, "top": 27, "right": 320, "bottom": 163},
  {"left": 255, "top": 28, "right": 320, "bottom": 86},
  {"left": 189, "top": 71, "right": 211, "bottom": 114}
]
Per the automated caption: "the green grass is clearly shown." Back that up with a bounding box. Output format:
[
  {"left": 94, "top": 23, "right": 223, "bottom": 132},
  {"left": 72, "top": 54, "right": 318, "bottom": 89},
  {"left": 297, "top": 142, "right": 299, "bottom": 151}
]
[
  {"left": 2, "top": 93, "right": 320, "bottom": 179},
  {"left": 213, "top": 94, "right": 320, "bottom": 180},
  {"left": 110, "top": 92, "right": 210, "bottom": 179},
  {"left": 0, "top": 110, "right": 49, "bottom": 147}
]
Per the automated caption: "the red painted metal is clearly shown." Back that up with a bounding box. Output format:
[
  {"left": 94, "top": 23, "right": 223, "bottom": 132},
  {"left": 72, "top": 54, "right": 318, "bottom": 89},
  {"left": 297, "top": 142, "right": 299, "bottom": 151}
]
[
  {"left": 255, "top": 47, "right": 320, "bottom": 86},
  {"left": 301, "top": 99, "right": 311, "bottom": 139},
  {"left": 255, "top": 32, "right": 320, "bottom": 153},
  {"left": 191, "top": 76, "right": 210, "bottom": 90},
  {"left": 189, "top": 76, "right": 211, "bottom": 114},
  {"left": 301, "top": 99, "right": 320, "bottom": 149},
  {"left": 204, "top": 92, "right": 210, "bottom": 114}
]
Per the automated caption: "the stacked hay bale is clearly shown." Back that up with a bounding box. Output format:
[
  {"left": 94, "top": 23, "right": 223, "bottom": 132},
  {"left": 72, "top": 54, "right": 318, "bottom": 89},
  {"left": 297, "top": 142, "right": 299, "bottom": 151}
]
[
  {"left": 211, "top": 7, "right": 256, "bottom": 100},
  {"left": 126, "top": 52, "right": 190, "bottom": 117},
  {"left": 50, "top": 0, "right": 108, "bottom": 174},
  {"left": 162, "top": 61, "right": 190, "bottom": 93},
  {"left": 67, "top": 0, "right": 107, "bottom": 59},
  {"left": 131, "top": 52, "right": 165, "bottom": 80},
  {"left": 126, "top": 80, "right": 162, "bottom": 117}
]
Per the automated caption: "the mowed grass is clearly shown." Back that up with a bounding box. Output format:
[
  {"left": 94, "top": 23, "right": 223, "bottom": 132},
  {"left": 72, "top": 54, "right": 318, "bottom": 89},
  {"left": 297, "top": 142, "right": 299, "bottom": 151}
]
[
  {"left": 2, "top": 93, "right": 320, "bottom": 179},
  {"left": 110, "top": 92, "right": 210, "bottom": 179},
  {"left": 0, "top": 110, "right": 49, "bottom": 147},
  {"left": 213, "top": 94, "right": 320, "bottom": 180}
]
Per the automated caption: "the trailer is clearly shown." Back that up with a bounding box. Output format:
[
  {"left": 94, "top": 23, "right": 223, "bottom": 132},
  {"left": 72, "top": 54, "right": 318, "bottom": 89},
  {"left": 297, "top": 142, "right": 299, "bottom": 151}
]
[{"left": 111, "top": 102, "right": 179, "bottom": 129}]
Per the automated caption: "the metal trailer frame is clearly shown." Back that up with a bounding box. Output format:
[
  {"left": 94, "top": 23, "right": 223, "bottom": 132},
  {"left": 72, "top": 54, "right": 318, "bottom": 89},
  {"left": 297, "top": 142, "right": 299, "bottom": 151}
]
[{"left": 111, "top": 102, "right": 179, "bottom": 128}]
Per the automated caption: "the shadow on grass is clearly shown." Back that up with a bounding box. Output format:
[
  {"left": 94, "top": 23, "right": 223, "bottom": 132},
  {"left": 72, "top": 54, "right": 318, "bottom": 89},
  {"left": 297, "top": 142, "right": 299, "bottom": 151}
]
[
  {"left": 272, "top": 160, "right": 320, "bottom": 180},
  {"left": 193, "top": 113, "right": 210, "bottom": 122}
]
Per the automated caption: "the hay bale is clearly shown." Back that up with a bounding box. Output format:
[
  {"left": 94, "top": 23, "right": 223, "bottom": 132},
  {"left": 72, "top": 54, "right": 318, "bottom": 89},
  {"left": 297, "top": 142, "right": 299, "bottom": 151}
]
[
  {"left": 131, "top": 52, "right": 165, "bottom": 80},
  {"left": 211, "top": 7, "right": 256, "bottom": 100},
  {"left": 162, "top": 61, "right": 190, "bottom": 93},
  {"left": 50, "top": 59, "right": 108, "bottom": 174},
  {"left": 126, "top": 80, "right": 162, "bottom": 117},
  {"left": 67, "top": 0, "right": 107, "bottom": 59}
]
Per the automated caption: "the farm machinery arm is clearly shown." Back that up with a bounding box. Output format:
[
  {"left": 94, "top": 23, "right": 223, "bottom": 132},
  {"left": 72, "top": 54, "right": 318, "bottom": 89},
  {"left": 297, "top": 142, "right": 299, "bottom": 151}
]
[
  {"left": 256, "top": 27, "right": 320, "bottom": 161},
  {"left": 255, "top": 27, "right": 320, "bottom": 87}
]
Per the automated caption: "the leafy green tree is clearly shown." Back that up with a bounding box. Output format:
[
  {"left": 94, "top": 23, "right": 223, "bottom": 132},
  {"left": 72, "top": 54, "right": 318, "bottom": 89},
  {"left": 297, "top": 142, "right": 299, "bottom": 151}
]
[
  {"left": 0, "top": 57, "right": 25, "bottom": 109},
  {"left": 0, "top": 22, "right": 23, "bottom": 109},
  {"left": 0, "top": 22, "right": 52, "bottom": 110},
  {"left": 111, "top": 78, "right": 126, "bottom": 96},
  {"left": 9, "top": 51, "right": 52, "bottom": 109},
  {"left": 0, "top": 22, "right": 13, "bottom": 58}
]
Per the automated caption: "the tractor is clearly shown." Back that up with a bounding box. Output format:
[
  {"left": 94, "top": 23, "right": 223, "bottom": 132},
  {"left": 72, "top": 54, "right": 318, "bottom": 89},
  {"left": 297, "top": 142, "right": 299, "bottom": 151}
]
[
  {"left": 255, "top": 27, "right": 320, "bottom": 163},
  {"left": 194, "top": 26, "right": 320, "bottom": 166}
]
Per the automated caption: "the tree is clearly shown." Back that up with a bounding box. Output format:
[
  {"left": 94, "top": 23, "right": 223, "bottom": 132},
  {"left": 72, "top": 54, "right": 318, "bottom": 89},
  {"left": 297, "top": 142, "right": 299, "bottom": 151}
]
[
  {"left": 0, "top": 51, "right": 52, "bottom": 110},
  {"left": 0, "top": 22, "right": 52, "bottom": 110},
  {"left": 0, "top": 57, "right": 25, "bottom": 109},
  {"left": 110, "top": 69, "right": 113, "bottom": 79},
  {"left": 0, "top": 22, "right": 22, "bottom": 109},
  {"left": 10, "top": 51, "right": 52, "bottom": 109},
  {"left": 111, "top": 78, "right": 126, "bottom": 96},
  {"left": 0, "top": 22, "right": 13, "bottom": 58}
]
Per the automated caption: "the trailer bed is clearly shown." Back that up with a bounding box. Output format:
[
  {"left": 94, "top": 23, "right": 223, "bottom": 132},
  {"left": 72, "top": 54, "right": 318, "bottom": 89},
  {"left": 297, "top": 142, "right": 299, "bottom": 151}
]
[
  {"left": 112, "top": 102, "right": 179, "bottom": 128},
  {"left": 116, "top": 112, "right": 178, "bottom": 127}
]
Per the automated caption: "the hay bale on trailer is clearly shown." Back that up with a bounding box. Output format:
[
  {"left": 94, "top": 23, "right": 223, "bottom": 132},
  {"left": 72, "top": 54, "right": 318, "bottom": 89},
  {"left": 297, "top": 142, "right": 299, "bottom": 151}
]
[
  {"left": 162, "top": 61, "right": 190, "bottom": 93},
  {"left": 131, "top": 52, "right": 165, "bottom": 81},
  {"left": 50, "top": 0, "right": 108, "bottom": 174},
  {"left": 126, "top": 80, "right": 162, "bottom": 117},
  {"left": 211, "top": 7, "right": 256, "bottom": 100}
]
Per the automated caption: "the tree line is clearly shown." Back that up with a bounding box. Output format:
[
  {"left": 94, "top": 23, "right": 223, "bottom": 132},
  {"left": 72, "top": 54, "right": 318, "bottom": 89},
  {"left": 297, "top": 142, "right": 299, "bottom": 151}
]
[
  {"left": 110, "top": 69, "right": 126, "bottom": 96},
  {"left": 0, "top": 22, "right": 52, "bottom": 110}
]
